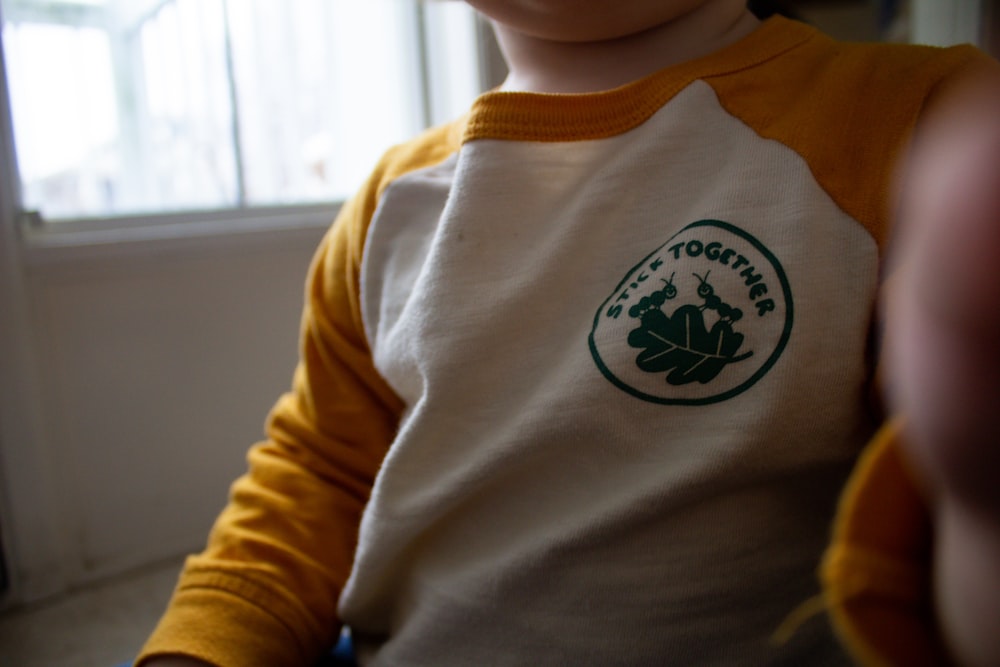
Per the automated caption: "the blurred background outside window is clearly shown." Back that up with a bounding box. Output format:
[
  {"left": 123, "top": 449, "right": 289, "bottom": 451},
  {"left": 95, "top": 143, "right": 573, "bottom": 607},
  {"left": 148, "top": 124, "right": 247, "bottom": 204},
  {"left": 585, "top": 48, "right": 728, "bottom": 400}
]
[{"left": 0, "top": 0, "right": 484, "bottom": 222}]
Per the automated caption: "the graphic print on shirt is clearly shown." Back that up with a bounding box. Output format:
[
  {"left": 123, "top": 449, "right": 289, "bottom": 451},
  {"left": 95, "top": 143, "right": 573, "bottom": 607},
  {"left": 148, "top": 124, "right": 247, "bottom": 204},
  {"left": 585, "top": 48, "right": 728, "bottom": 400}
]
[{"left": 590, "top": 220, "right": 793, "bottom": 405}]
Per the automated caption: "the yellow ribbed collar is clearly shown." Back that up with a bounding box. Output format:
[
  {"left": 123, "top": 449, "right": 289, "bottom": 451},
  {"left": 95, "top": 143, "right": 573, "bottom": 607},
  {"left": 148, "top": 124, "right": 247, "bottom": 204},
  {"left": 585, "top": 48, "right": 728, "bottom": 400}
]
[{"left": 463, "top": 16, "right": 819, "bottom": 143}]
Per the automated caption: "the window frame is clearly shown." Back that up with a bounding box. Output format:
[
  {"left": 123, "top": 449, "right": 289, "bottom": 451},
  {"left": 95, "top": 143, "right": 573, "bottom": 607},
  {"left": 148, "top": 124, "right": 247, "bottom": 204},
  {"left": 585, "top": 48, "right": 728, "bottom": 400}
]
[{"left": 0, "top": 0, "right": 506, "bottom": 257}]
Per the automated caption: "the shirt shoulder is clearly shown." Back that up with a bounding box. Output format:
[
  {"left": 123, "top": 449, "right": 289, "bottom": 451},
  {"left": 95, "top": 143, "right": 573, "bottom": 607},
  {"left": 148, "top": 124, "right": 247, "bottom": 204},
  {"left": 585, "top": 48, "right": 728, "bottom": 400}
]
[{"left": 708, "top": 24, "right": 996, "bottom": 248}]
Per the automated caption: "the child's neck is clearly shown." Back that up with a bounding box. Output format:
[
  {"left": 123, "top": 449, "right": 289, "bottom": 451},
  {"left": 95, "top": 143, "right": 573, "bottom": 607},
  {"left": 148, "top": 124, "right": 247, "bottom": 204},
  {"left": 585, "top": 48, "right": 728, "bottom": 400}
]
[{"left": 494, "top": 3, "right": 760, "bottom": 94}]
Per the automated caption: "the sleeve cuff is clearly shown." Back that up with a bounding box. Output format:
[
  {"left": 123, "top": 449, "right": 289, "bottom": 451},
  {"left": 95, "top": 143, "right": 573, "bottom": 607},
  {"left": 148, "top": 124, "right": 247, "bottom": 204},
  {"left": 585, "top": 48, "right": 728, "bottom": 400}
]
[
  {"left": 136, "top": 569, "right": 332, "bottom": 667},
  {"left": 821, "top": 419, "right": 950, "bottom": 666}
]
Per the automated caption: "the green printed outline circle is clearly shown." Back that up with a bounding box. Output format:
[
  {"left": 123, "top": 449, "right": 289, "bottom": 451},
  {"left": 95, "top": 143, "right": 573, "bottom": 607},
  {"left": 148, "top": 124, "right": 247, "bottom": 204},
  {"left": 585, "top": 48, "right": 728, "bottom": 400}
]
[{"left": 589, "top": 219, "right": 794, "bottom": 406}]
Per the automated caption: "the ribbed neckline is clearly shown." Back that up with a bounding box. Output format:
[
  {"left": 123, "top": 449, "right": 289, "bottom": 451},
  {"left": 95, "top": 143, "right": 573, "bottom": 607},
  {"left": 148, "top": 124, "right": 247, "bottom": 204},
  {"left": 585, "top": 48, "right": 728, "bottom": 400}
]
[{"left": 463, "top": 16, "right": 819, "bottom": 143}]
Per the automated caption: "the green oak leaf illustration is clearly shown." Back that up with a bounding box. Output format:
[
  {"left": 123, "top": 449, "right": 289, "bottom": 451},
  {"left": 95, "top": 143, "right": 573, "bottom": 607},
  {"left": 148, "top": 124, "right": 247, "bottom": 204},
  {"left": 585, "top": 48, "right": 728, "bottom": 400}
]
[{"left": 627, "top": 305, "right": 753, "bottom": 385}]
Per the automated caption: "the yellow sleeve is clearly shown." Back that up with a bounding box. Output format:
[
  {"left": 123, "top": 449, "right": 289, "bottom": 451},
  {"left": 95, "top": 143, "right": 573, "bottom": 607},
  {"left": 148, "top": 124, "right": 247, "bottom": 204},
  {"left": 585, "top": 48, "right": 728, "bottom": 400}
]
[
  {"left": 135, "top": 118, "right": 463, "bottom": 667},
  {"left": 821, "top": 420, "right": 950, "bottom": 666},
  {"left": 135, "top": 171, "right": 404, "bottom": 667}
]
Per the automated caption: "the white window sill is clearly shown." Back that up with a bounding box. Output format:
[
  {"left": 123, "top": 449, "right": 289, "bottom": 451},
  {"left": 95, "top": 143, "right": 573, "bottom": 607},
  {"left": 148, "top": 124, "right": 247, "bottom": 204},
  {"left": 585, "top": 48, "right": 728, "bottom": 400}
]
[{"left": 18, "top": 202, "right": 338, "bottom": 267}]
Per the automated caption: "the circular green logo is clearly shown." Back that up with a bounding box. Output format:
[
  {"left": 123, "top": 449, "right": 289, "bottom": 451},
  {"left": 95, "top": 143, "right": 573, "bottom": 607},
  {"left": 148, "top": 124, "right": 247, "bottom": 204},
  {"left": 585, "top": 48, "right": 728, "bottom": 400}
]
[{"left": 589, "top": 220, "right": 793, "bottom": 405}]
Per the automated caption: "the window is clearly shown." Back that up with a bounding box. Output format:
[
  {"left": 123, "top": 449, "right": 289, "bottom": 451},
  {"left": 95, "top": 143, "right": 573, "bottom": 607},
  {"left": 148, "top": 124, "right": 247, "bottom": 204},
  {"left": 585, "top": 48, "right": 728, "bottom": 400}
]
[{"left": 0, "top": 0, "right": 488, "bottom": 223}]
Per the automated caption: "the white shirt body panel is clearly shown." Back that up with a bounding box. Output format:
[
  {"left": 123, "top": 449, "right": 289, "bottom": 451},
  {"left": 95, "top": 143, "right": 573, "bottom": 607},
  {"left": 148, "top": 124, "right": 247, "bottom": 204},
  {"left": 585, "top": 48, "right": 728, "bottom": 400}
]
[{"left": 346, "top": 81, "right": 874, "bottom": 665}]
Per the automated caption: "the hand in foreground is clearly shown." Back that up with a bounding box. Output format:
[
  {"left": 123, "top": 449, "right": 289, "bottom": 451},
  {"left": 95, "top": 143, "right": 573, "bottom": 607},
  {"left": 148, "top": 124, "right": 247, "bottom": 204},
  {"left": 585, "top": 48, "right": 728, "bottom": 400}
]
[{"left": 887, "top": 76, "right": 1000, "bottom": 667}]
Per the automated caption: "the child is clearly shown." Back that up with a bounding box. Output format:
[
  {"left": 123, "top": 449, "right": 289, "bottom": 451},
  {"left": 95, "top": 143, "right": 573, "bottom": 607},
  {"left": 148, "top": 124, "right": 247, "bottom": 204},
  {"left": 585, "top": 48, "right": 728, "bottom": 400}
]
[{"left": 138, "top": 1, "right": 1000, "bottom": 665}]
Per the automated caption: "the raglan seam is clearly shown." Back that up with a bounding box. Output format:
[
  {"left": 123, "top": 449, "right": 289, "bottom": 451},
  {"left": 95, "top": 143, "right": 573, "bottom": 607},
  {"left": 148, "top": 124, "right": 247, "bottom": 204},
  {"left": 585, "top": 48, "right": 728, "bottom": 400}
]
[{"left": 355, "top": 132, "right": 464, "bottom": 357}]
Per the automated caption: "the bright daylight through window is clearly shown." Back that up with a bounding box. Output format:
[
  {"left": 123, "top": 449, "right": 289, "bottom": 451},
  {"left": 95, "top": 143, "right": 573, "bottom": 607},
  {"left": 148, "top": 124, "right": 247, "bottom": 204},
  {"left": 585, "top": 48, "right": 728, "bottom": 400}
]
[{"left": 0, "top": 0, "right": 483, "bottom": 222}]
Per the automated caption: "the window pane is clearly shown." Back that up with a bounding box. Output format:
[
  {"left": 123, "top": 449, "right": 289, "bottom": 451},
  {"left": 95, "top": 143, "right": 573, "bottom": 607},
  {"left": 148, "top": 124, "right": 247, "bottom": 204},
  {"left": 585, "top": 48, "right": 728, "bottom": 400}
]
[
  {"left": 423, "top": 0, "right": 483, "bottom": 126},
  {"left": 2, "top": 0, "right": 239, "bottom": 218},
  {"left": 134, "top": 0, "right": 239, "bottom": 213},
  {"left": 3, "top": 20, "right": 130, "bottom": 217},
  {"left": 227, "top": 0, "right": 425, "bottom": 206},
  {"left": 1, "top": 0, "right": 478, "bottom": 221}
]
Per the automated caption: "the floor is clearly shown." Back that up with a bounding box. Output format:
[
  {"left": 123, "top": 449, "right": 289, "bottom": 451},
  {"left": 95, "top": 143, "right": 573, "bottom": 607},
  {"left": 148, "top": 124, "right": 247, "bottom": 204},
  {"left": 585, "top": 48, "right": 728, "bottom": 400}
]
[{"left": 0, "top": 558, "right": 183, "bottom": 667}]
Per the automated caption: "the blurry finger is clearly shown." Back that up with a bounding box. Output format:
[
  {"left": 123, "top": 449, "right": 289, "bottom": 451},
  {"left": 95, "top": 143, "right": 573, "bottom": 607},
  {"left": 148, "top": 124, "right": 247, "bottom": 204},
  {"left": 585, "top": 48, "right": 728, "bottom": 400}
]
[{"left": 885, "top": 77, "right": 1000, "bottom": 510}]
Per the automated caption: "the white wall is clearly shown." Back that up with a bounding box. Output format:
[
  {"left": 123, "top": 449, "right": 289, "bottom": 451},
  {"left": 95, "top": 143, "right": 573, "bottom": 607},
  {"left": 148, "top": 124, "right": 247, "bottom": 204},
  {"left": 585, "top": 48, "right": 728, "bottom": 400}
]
[{"left": 1, "top": 221, "right": 325, "bottom": 604}]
